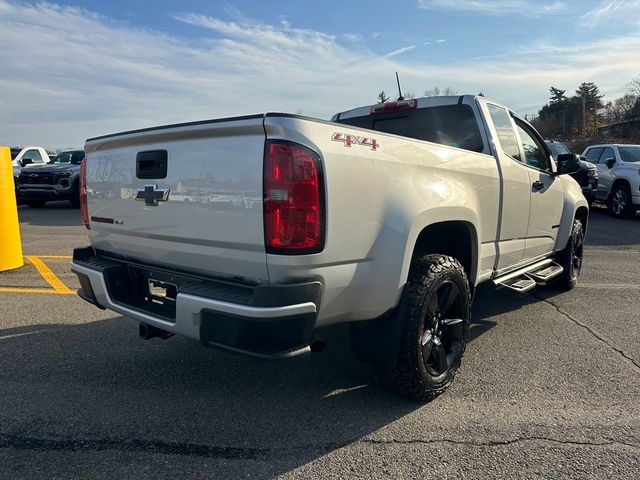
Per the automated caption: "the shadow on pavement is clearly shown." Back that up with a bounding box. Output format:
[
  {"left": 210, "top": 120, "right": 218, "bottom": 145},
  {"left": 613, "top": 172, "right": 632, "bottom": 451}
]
[
  {"left": 584, "top": 206, "right": 640, "bottom": 247},
  {"left": 17, "top": 202, "right": 83, "bottom": 227},
  {"left": 0, "top": 283, "right": 551, "bottom": 479}
]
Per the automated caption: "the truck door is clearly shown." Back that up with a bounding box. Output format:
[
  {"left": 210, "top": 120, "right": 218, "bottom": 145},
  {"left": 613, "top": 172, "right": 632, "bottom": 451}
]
[
  {"left": 482, "top": 103, "right": 531, "bottom": 270},
  {"left": 513, "top": 119, "right": 563, "bottom": 260}
]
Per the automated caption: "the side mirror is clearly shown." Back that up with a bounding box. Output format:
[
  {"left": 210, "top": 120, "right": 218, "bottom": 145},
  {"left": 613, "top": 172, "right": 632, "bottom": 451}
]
[
  {"left": 556, "top": 153, "right": 581, "bottom": 175},
  {"left": 21, "top": 158, "right": 33, "bottom": 166},
  {"left": 605, "top": 157, "right": 616, "bottom": 169}
]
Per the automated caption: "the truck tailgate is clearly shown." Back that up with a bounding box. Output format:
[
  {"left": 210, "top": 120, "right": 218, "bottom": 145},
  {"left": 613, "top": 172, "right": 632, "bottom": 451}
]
[{"left": 84, "top": 115, "right": 269, "bottom": 283}]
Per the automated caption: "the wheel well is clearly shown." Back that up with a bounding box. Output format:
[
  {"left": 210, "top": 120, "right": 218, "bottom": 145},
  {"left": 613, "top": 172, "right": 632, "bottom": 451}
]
[
  {"left": 575, "top": 206, "right": 588, "bottom": 233},
  {"left": 412, "top": 221, "right": 477, "bottom": 285},
  {"left": 609, "top": 179, "right": 630, "bottom": 198}
]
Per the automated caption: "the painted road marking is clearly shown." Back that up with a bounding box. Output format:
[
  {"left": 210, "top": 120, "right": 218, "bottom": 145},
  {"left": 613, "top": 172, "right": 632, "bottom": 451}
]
[
  {"left": 0, "top": 287, "right": 74, "bottom": 295},
  {"left": 0, "top": 256, "right": 75, "bottom": 295},
  {"left": 26, "top": 256, "right": 74, "bottom": 293}
]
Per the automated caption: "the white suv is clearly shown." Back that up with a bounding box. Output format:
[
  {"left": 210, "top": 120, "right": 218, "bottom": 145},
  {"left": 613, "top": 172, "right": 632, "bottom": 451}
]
[{"left": 581, "top": 144, "right": 640, "bottom": 218}]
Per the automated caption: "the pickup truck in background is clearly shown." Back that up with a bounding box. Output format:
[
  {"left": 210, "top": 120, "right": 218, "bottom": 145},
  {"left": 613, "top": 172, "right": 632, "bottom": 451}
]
[
  {"left": 71, "top": 95, "right": 588, "bottom": 401},
  {"left": 17, "top": 149, "right": 85, "bottom": 208},
  {"left": 545, "top": 140, "right": 598, "bottom": 206},
  {"left": 10, "top": 146, "right": 50, "bottom": 202}
]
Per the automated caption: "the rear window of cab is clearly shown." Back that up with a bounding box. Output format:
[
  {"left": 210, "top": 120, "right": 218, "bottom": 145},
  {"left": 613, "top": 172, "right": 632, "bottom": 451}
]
[{"left": 336, "top": 104, "right": 485, "bottom": 153}]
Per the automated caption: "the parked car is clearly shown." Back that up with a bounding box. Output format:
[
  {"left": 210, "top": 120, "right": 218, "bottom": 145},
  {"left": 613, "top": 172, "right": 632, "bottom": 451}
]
[
  {"left": 71, "top": 95, "right": 587, "bottom": 401},
  {"left": 17, "top": 149, "right": 85, "bottom": 208},
  {"left": 10, "top": 146, "right": 49, "bottom": 202},
  {"left": 545, "top": 140, "right": 598, "bottom": 205},
  {"left": 581, "top": 144, "right": 640, "bottom": 218}
]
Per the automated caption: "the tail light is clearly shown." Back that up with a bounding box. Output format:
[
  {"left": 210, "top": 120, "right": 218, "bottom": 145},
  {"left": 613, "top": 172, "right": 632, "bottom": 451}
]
[
  {"left": 80, "top": 156, "right": 90, "bottom": 230},
  {"left": 264, "top": 141, "right": 324, "bottom": 253},
  {"left": 370, "top": 99, "right": 417, "bottom": 115}
]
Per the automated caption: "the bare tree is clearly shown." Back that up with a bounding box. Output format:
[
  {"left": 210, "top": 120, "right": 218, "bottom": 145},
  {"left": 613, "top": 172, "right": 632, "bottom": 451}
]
[
  {"left": 424, "top": 86, "right": 457, "bottom": 97},
  {"left": 609, "top": 94, "right": 638, "bottom": 122},
  {"left": 627, "top": 75, "right": 640, "bottom": 97}
]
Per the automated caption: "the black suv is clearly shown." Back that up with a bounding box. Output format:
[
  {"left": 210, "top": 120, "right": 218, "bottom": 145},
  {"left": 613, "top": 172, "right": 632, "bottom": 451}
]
[
  {"left": 545, "top": 140, "right": 598, "bottom": 206},
  {"left": 18, "top": 150, "right": 85, "bottom": 208}
]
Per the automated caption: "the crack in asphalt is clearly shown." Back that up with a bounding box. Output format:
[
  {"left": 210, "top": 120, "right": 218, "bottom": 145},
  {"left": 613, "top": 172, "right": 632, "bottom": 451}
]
[
  {"left": 0, "top": 434, "right": 268, "bottom": 460},
  {"left": 361, "top": 436, "right": 640, "bottom": 450},
  {"left": 533, "top": 293, "right": 640, "bottom": 372},
  {"left": 1, "top": 433, "right": 638, "bottom": 459}
]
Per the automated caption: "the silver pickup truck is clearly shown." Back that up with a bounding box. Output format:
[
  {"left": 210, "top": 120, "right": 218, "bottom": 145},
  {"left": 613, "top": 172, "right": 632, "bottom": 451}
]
[{"left": 72, "top": 95, "right": 588, "bottom": 401}]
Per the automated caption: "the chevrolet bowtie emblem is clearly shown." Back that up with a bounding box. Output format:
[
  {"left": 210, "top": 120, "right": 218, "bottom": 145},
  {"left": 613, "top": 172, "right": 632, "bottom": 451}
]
[{"left": 135, "top": 184, "right": 170, "bottom": 206}]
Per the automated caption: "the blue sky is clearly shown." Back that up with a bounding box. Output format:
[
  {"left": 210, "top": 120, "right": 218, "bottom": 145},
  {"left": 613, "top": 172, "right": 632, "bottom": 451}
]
[{"left": 1, "top": 0, "right": 639, "bottom": 148}]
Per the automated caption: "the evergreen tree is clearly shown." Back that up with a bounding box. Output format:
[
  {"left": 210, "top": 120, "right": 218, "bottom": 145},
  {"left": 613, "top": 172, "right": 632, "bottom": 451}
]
[
  {"left": 549, "top": 86, "right": 567, "bottom": 104},
  {"left": 377, "top": 90, "right": 390, "bottom": 104}
]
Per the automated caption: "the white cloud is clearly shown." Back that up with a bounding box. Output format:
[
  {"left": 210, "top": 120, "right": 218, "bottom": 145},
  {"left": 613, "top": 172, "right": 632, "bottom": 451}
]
[
  {"left": 581, "top": 0, "right": 640, "bottom": 26},
  {"left": 417, "top": 0, "right": 565, "bottom": 15},
  {"left": 0, "top": 1, "right": 639, "bottom": 148},
  {"left": 385, "top": 45, "right": 417, "bottom": 57}
]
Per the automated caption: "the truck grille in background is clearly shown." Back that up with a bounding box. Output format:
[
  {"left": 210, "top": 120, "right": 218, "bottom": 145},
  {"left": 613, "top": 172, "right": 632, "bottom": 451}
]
[
  {"left": 19, "top": 173, "right": 53, "bottom": 185},
  {"left": 571, "top": 170, "right": 589, "bottom": 187}
]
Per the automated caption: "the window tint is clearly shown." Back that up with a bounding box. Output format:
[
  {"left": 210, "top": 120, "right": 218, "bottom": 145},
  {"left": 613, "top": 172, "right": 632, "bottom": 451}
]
[
  {"left": 584, "top": 147, "right": 604, "bottom": 163},
  {"left": 545, "top": 141, "right": 570, "bottom": 156},
  {"left": 51, "top": 151, "right": 85, "bottom": 165},
  {"left": 487, "top": 104, "right": 520, "bottom": 160},
  {"left": 599, "top": 147, "right": 615, "bottom": 164},
  {"left": 336, "top": 104, "right": 485, "bottom": 153},
  {"left": 617, "top": 146, "right": 640, "bottom": 163},
  {"left": 516, "top": 123, "right": 551, "bottom": 171},
  {"left": 10, "top": 148, "right": 21, "bottom": 160},
  {"left": 23, "top": 149, "right": 43, "bottom": 163}
]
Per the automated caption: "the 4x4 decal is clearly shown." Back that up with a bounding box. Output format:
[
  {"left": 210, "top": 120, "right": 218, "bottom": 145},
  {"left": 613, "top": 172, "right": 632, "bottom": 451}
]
[{"left": 331, "top": 132, "right": 379, "bottom": 151}]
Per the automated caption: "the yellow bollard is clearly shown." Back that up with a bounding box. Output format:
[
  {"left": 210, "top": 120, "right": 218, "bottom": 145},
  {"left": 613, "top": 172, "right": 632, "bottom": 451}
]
[{"left": 0, "top": 146, "right": 24, "bottom": 271}]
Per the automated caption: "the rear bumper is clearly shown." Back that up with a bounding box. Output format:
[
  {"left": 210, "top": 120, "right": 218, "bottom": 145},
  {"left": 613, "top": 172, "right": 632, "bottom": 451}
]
[{"left": 71, "top": 247, "right": 321, "bottom": 358}]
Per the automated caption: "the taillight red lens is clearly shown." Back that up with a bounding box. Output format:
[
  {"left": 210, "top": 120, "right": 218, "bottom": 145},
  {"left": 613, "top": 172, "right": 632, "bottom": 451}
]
[
  {"left": 370, "top": 99, "right": 417, "bottom": 115},
  {"left": 80, "top": 156, "right": 90, "bottom": 229},
  {"left": 264, "top": 141, "right": 324, "bottom": 253}
]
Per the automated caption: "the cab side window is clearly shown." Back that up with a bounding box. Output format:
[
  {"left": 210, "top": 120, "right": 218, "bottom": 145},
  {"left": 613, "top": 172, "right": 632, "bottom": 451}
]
[
  {"left": 487, "top": 104, "right": 521, "bottom": 161},
  {"left": 597, "top": 147, "right": 615, "bottom": 164},
  {"left": 584, "top": 147, "right": 604, "bottom": 163},
  {"left": 515, "top": 122, "right": 551, "bottom": 172},
  {"left": 23, "top": 149, "right": 43, "bottom": 163}
]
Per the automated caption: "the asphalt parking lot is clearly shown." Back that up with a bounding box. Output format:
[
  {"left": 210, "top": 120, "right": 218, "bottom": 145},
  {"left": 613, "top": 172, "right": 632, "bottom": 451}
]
[{"left": 1, "top": 203, "right": 638, "bottom": 479}]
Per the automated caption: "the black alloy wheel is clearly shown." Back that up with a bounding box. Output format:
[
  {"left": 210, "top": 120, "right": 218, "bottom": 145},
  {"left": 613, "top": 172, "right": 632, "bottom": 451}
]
[
  {"left": 419, "top": 280, "right": 465, "bottom": 377},
  {"left": 382, "top": 254, "right": 471, "bottom": 401},
  {"left": 552, "top": 219, "right": 584, "bottom": 291}
]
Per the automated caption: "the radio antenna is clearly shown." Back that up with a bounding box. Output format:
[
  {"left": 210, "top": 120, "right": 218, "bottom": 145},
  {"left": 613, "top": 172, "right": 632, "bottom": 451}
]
[{"left": 395, "top": 72, "right": 404, "bottom": 101}]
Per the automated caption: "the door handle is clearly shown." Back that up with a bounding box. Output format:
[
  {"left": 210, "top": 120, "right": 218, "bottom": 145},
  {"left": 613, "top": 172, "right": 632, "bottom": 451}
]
[{"left": 532, "top": 180, "right": 545, "bottom": 191}]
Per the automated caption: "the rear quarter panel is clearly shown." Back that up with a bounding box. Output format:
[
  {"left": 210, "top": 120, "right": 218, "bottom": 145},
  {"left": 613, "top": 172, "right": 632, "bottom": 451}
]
[{"left": 264, "top": 115, "right": 500, "bottom": 326}]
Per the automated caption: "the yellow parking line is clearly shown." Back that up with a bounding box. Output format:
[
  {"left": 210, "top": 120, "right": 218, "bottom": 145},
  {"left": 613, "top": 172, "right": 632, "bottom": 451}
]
[
  {"left": 0, "top": 287, "right": 75, "bottom": 295},
  {"left": 26, "top": 256, "right": 74, "bottom": 294}
]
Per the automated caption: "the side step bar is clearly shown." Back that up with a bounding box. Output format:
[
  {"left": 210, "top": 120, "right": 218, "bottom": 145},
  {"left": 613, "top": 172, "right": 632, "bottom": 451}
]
[{"left": 493, "top": 259, "right": 564, "bottom": 294}]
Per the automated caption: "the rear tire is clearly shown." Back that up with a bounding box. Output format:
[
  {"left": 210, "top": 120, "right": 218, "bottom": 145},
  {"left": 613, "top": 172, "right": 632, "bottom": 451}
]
[
  {"left": 609, "top": 183, "right": 635, "bottom": 218},
  {"left": 26, "top": 200, "right": 45, "bottom": 208},
  {"left": 551, "top": 219, "right": 584, "bottom": 291},
  {"left": 381, "top": 254, "right": 470, "bottom": 402}
]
